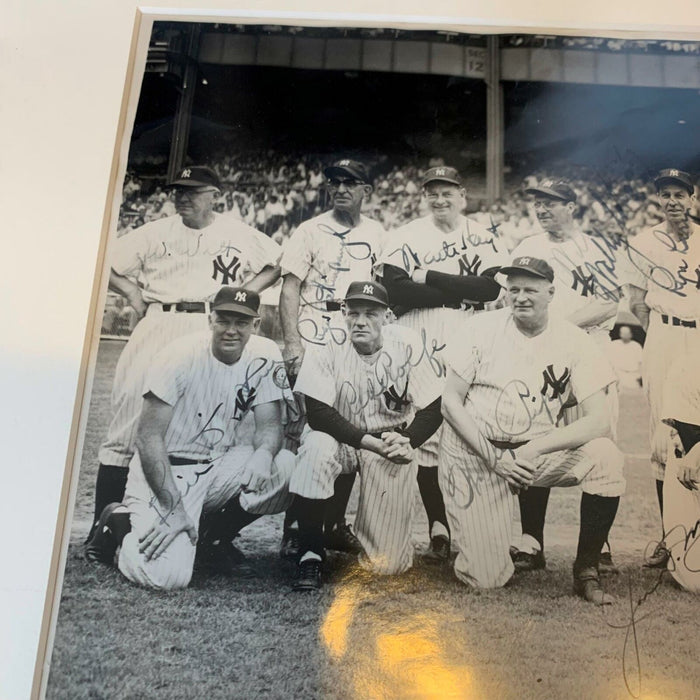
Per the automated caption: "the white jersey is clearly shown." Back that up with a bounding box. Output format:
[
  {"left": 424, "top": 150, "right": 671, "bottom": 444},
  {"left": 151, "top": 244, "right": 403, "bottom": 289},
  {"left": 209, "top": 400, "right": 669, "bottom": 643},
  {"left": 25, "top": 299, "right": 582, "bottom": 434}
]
[
  {"left": 509, "top": 230, "right": 622, "bottom": 333},
  {"left": 662, "top": 355, "right": 700, "bottom": 428},
  {"left": 623, "top": 223, "right": 700, "bottom": 321},
  {"left": 112, "top": 214, "right": 281, "bottom": 303},
  {"left": 294, "top": 324, "right": 440, "bottom": 434},
  {"left": 143, "top": 333, "right": 294, "bottom": 460},
  {"left": 279, "top": 210, "right": 384, "bottom": 316},
  {"left": 378, "top": 213, "right": 508, "bottom": 285},
  {"left": 446, "top": 308, "right": 616, "bottom": 442}
]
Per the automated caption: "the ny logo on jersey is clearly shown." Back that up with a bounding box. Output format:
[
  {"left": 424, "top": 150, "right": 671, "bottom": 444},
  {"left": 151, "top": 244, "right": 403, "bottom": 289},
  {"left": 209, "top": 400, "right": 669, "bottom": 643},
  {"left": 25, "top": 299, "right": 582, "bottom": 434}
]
[
  {"left": 233, "top": 386, "right": 257, "bottom": 421},
  {"left": 383, "top": 383, "right": 410, "bottom": 412},
  {"left": 363, "top": 284, "right": 374, "bottom": 294},
  {"left": 180, "top": 168, "right": 192, "bottom": 179},
  {"left": 458, "top": 252, "right": 482, "bottom": 276},
  {"left": 235, "top": 291, "right": 247, "bottom": 302},
  {"left": 541, "top": 364, "right": 571, "bottom": 400},
  {"left": 212, "top": 255, "right": 241, "bottom": 285},
  {"left": 571, "top": 265, "right": 595, "bottom": 297}
]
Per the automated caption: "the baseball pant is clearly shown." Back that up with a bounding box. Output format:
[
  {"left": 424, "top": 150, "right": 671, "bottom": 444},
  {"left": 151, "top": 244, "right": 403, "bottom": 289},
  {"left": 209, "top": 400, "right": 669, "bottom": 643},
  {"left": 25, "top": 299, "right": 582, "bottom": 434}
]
[
  {"left": 118, "top": 446, "right": 295, "bottom": 590},
  {"left": 439, "top": 425, "right": 625, "bottom": 589},
  {"left": 643, "top": 311, "right": 700, "bottom": 479},
  {"left": 289, "top": 428, "right": 418, "bottom": 575},
  {"left": 662, "top": 439, "right": 700, "bottom": 593},
  {"left": 99, "top": 306, "right": 209, "bottom": 467}
]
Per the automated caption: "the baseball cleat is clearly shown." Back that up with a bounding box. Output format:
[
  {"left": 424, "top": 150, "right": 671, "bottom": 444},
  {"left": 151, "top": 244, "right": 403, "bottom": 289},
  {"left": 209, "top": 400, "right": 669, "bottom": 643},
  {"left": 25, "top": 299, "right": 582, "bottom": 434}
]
[
  {"left": 293, "top": 558, "right": 323, "bottom": 591},
  {"left": 573, "top": 568, "right": 615, "bottom": 605},
  {"left": 643, "top": 542, "right": 670, "bottom": 569},
  {"left": 194, "top": 541, "right": 255, "bottom": 578},
  {"left": 423, "top": 535, "right": 450, "bottom": 565},
  {"left": 324, "top": 523, "right": 364, "bottom": 556},
  {"left": 598, "top": 551, "right": 619, "bottom": 576},
  {"left": 512, "top": 549, "right": 546, "bottom": 572},
  {"left": 84, "top": 502, "right": 124, "bottom": 565},
  {"left": 279, "top": 528, "right": 300, "bottom": 561}
]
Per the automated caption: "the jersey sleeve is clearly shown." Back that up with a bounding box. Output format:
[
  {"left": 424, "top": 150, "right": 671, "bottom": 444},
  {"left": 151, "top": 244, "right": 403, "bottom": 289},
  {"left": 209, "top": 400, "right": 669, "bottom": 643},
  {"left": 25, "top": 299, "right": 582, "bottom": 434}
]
[
  {"left": 445, "top": 318, "right": 484, "bottom": 386},
  {"left": 294, "top": 343, "right": 337, "bottom": 406},
  {"left": 111, "top": 227, "right": 149, "bottom": 280},
  {"left": 280, "top": 223, "right": 313, "bottom": 280},
  {"left": 375, "top": 226, "right": 419, "bottom": 277},
  {"left": 143, "top": 337, "right": 196, "bottom": 406},
  {"left": 568, "top": 328, "right": 617, "bottom": 403},
  {"left": 243, "top": 225, "right": 283, "bottom": 273},
  {"left": 245, "top": 341, "right": 294, "bottom": 408}
]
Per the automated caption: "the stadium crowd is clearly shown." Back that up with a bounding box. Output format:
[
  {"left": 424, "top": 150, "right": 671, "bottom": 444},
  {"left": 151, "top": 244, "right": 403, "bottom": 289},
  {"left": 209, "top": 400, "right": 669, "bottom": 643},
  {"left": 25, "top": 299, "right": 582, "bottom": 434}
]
[{"left": 119, "top": 152, "right": 666, "bottom": 246}]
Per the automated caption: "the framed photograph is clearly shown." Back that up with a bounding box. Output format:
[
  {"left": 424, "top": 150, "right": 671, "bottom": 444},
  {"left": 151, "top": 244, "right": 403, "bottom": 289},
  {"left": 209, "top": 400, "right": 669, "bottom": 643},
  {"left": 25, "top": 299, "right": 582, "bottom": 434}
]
[{"left": 36, "top": 10, "right": 700, "bottom": 699}]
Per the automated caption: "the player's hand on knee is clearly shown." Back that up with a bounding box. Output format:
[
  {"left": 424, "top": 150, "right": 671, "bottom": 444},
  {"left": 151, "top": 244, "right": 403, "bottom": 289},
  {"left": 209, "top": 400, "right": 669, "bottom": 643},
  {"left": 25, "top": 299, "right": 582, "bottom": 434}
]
[
  {"left": 677, "top": 463, "right": 700, "bottom": 491},
  {"left": 139, "top": 508, "right": 198, "bottom": 561},
  {"left": 242, "top": 448, "right": 274, "bottom": 492},
  {"left": 282, "top": 342, "right": 305, "bottom": 383},
  {"left": 493, "top": 456, "right": 534, "bottom": 489}
]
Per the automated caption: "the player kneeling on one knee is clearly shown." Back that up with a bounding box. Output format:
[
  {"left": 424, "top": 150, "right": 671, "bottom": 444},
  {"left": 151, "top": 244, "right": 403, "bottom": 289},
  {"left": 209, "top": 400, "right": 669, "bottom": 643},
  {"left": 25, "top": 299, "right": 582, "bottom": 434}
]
[
  {"left": 288, "top": 281, "right": 443, "bottom": 591},
  {"left": 85, "top": 287, "right": 295, "bottom": 591},
  {"left": 439, "top": 257, "right": 625, "bottom": 605}
]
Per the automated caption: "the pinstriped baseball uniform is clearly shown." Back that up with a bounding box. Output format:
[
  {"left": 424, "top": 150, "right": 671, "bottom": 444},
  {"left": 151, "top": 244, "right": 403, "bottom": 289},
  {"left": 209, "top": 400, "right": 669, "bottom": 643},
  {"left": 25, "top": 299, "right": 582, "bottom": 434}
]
[
  {"left": 99, "top": 214, "right": 281, "bottom": 467},
  {"left": 660, "top": 355, "right": 700, "bottom": 592},
  {"left": 376, "top": 215, "right": 509, "bottom": 465},
  {"left": 280, "top": 210, "right": 384, "bottom": 346},
  {"left": 624, "top": 222, "right": 700, "bottom": 477},
  {"left": 289, "top": 324, "right": 441, "bottom": 574},
  {"left": 118, "top": 332, "right": 295, "bottom": 590},
  {"left": 439, "top": 308, "right": 625, "bottom": 588},
  {"left": 508, "top": 230, "right": 623, "bottom": 436}
]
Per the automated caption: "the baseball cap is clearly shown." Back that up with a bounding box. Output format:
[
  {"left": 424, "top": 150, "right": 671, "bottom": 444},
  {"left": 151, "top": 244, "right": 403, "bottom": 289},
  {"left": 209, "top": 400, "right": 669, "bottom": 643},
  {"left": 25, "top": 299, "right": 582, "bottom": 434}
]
[
  {"left": 343, "top": 281, "right": 389, "bottom": 307},
  {"left": 169, "top": 166, "right": 221, "bottom": 189},
  {"left": 422, "top": 166, "right": 462, "bottom": 188},
  {"left": 525, "top": 179, "right": 577, "bottom": 203},
  {"left": 500, "top": 257, "right": 555, "bottom": 283},
  {"left": 653, "top": 168, "right": 694, "bottom": 194},
  {"left": 211, "top": 287, "right": 260, "bottom": 317},
  {"left": 324, "top": 159, "right": 369, "bottom": 182}
]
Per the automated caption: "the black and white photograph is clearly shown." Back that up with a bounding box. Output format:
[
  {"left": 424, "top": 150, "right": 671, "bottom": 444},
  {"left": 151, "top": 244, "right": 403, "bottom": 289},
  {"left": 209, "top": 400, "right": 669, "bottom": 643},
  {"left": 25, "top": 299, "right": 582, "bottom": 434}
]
[{"left": 40, "top": 14, "right": 700, "bottom": 699}]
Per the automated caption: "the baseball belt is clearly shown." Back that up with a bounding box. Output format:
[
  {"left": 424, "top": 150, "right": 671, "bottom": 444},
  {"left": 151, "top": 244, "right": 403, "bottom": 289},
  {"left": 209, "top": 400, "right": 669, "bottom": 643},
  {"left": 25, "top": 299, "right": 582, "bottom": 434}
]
[
  {"left": 661, "top": 314, "right": 697, "bottom": 328},
  {"left": 152, "top": 302, "right": 211, "bottom": 314},
  {"left": 487, "top": 438, "right": 529, "bottom": 451},
  {"left": 168, "top": 455, "right": 212, "bottom": 466}
]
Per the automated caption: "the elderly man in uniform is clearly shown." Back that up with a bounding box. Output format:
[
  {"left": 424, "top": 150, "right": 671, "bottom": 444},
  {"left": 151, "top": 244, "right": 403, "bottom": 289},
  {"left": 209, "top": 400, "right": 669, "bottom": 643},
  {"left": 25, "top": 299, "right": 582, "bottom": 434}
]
[{"left": 440, "top": 257, "right": 625, "bottom": 604}]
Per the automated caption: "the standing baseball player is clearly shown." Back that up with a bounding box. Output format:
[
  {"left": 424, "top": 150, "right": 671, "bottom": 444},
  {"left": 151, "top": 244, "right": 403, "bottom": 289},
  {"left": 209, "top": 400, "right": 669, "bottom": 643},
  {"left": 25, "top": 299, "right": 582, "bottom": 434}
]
[
  {"left": 85, "top": 287, "right": 295, "bottom": 589},
  {"left": 440, "top": 257, "right": 625, "bottom": 604},
  {"left": 288, "top": 281, "right": 443, "bottom": 590},
  {"left": 377, "top": 166, "right": 507, "bottom": 563},
  {"left": 660, "top": 353, "right": 700, "bottom": 592},
  {"left": 88, "top": 166, "right": 282, "bottom": 543},
  {"left": 278, "top": 159, "right": 386, "bottom": 556},
  {"left": 625, "top": 168, "right": 700, "bottom": 568},
  {"left": 507, "top": 179, "right": 623, "bottom": 573}
]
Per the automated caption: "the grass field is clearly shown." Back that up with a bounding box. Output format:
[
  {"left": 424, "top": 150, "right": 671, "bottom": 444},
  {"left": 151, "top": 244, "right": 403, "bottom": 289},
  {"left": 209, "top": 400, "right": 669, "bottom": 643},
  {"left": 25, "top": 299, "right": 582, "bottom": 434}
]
[{"left": 46, "top": 339, "right": 700, "bottom": 699}]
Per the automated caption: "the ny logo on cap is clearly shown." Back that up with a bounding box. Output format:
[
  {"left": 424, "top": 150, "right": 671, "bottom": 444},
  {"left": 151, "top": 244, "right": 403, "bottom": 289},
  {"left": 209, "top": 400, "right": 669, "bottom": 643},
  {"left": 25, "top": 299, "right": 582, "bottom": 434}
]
[
  {"left": 181, "top": 168, "right": 192, "bottom": 178},
  {"left": 669, "top": 169, "right": 679, "bottom": 176},
  {"left": 434, "top": 168, "right": 446, "bottom": 176},
  {"left": 339, "top": 160, "right": 350, "bottom": 166},
  {"left": 234, "top": 291, "right": 247, "bottom": 302},
  {"left": 518, "top": 257, "right": 531, "bottom": 265},
  {"left": 363, "top": 284, "right": 374, "bottom": 295}
]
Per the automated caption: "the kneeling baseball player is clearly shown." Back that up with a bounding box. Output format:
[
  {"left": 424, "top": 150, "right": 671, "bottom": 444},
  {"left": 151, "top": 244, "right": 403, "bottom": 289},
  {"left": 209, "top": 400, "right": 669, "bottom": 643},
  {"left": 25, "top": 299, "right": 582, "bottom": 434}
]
[
  {"left": 86, "top": 287, "right": 295, "bottom": 590},
  {"left": 439, "top": 257, "right": 625, "bottom": 604},
  {"left": 289, "top": 281, "right": 443, "bottom": 591}
]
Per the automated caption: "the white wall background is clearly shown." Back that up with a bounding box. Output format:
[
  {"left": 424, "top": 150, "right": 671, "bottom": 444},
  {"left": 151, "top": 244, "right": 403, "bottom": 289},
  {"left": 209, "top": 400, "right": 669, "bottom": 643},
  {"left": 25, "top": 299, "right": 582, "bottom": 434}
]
[{"left": 2, "top": 2, "right": 699, "bottom": 698}]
